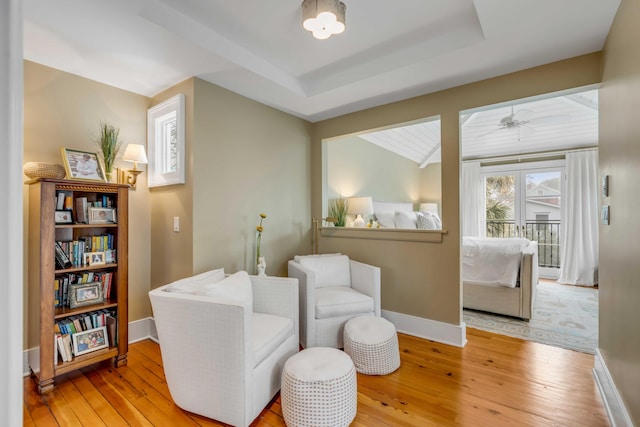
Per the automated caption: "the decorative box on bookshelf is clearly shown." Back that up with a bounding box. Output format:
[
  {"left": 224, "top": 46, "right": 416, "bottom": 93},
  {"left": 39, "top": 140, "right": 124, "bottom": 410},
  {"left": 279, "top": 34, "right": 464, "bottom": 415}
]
[{"left": 27, "top": 178, "right": 129, "bottom": 394}]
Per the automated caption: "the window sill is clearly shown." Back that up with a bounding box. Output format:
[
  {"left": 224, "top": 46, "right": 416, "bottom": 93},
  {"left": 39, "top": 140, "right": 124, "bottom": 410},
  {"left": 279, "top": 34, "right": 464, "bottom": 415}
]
[{"left": 320, "top": 227, "right": 446, "bottom": 243}]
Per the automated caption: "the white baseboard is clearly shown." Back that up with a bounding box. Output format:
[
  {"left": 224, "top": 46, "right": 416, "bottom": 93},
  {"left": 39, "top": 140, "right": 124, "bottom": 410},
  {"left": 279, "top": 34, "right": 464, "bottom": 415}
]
[
  {"left": 382, "top": 309, "right": 467, "bottom": 348},
  {"left": 23, "top": 317, "right": 157, "bottom": 376},
  {"left": 593, "top": 348, "right": 634, "bottom": 427},
  {"left": 24, "top": 314, "right": 466, "bottom": 376}
]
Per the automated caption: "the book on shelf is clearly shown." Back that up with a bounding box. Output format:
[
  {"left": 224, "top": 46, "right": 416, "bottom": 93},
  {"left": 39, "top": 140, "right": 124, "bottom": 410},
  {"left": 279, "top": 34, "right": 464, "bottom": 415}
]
[
  {"left": 75, "top": 197, "right": 88, "bottom": 223},
  {"left": 106, "top": 315, "right": 117, "bottom": 347}
]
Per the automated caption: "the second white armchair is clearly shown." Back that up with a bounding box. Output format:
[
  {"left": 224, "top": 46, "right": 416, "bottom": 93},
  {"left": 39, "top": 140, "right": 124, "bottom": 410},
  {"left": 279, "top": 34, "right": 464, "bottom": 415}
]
[{"left": 288, "top": 254, "right": 381, "bottom": 348}]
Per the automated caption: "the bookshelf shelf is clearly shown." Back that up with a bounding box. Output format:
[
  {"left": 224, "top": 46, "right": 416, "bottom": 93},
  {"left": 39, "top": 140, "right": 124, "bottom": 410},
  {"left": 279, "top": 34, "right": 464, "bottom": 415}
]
[
  {"left": 54, "top": 300, "right": 119, "bottom": 319},
  {"left": 27, "top": 178, "right": 129, "bottom": 394},
  {"left": 54, "top": 347, "right": 119, "bottom": 376}
]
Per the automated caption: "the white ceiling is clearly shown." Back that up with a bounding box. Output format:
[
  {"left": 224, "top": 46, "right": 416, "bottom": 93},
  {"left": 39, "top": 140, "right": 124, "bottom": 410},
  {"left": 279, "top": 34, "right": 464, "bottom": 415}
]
[{"left": 23, "top": 0, "right": 620, "bottom": 123}]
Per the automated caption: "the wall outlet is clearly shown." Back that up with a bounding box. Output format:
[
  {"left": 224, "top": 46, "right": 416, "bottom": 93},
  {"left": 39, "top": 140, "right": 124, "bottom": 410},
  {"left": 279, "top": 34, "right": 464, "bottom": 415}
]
[{"left": 173, "top": 216, "right": 180, "bottom": 232}]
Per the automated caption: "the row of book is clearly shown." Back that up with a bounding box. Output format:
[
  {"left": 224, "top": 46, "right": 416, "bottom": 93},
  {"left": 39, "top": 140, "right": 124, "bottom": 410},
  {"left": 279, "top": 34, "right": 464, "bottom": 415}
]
[
  {"left": 56, "top": 191, "right": 115, "bottom": 212},
  {"left": 55, "top": 234, "right": 116, "bottom": 269},
  {"left": 54, "top": 271, "right": 115, "bottom": 308},
  {"left": 56, "top": 309, "right": 115, "bottom": 335}
]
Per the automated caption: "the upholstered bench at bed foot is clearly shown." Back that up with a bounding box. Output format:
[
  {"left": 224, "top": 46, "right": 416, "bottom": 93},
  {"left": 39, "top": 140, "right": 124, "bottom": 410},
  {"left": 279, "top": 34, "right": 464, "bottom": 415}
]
[
  {"left": 343, "top": 315, "right": 400, "bottom": 375},
  {"left": 281, "top": 347, "right": 357, "bottom": 427}
]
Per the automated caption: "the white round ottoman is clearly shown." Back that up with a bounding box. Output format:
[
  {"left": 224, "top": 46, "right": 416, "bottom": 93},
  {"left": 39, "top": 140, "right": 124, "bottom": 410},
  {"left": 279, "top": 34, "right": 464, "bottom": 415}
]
[
  {"left": 343, "top": 316, "right": 400, "bottom": 375},
  {"left": 281, "top": 347, "right": 357, "bottom": 427}
]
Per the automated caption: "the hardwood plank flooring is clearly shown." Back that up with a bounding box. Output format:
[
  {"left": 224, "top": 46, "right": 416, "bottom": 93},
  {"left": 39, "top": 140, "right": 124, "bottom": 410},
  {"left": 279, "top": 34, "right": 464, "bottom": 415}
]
[{"left": 24, "top": 328, "right": 609, "bottom": 426}]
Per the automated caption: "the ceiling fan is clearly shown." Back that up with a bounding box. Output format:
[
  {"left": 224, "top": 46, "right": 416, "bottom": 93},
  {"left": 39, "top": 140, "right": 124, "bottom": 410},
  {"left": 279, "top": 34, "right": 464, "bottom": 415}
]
[{"left": 473, "top": 106, "right": 571, "bottom": 139}]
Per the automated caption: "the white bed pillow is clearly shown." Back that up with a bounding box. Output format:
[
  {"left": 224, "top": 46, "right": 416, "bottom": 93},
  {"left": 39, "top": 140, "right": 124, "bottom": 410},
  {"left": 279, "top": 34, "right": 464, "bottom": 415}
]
[
  {"left": 165, "top": 268, "right": 225, "bottom": 293},
  {"left": 375, "top": 212, "right": 396, "bottom": 228},
  {"left": 394, "top": 211, "right": 417, "bottom": 229},
  {"left": 419, "top": 210, "right": 442, "bottom": 229},
  {"left": 416, "top": 212, "right": 437, "bottom": 230},
  {"left": 195, "top": 270, "right": 253, "bottom": 305}
]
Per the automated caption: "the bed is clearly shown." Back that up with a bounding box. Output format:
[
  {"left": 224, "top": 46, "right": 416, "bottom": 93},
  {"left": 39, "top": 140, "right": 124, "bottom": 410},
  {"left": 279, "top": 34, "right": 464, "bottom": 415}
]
[{"left": 462, "top": 237, "right": 539, "bottom": 320}]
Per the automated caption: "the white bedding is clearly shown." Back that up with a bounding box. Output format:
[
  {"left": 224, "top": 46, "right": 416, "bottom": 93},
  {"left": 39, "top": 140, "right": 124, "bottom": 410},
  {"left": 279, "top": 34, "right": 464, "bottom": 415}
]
[{"left": 462, "top": 237, "right": 529, "bottom": 288}]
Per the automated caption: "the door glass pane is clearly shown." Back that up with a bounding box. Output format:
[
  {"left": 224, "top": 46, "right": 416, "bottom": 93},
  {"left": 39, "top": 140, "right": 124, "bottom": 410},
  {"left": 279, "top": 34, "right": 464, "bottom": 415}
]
[
  {"left": 524, "top": 171, "right": 561, "bottom": 268},
  {"left": 485, "top": 174, "right": 516, "bottom": 237}
]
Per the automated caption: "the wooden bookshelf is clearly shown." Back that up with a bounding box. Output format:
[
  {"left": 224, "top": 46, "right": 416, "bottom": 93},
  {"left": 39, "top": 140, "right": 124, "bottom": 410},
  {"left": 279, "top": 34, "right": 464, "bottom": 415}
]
[{"left": 27, "top": 178, "right": 129, "bottom": 393}]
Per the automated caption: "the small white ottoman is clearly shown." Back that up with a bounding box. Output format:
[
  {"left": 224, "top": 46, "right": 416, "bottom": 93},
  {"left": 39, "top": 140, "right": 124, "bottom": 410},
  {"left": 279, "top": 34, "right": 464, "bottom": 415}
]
[
  {"left": 343, "top": 316, "right": 400, "bottom": 375},
  {"left": 281, "top": 347, "right": 357, "bottom": 427}
]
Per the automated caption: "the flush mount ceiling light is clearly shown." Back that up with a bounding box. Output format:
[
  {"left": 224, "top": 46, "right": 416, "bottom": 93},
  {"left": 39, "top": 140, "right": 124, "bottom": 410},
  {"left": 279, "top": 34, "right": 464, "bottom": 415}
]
[{"left": 302, "top": 0, "right": 346, "bottom": 40}]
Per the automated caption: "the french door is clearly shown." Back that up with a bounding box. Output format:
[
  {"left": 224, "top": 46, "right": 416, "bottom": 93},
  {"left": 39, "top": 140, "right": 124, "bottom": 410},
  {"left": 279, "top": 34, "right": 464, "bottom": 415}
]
[{"left": 482, "top": 160, "right": 565, "bottom": 279}]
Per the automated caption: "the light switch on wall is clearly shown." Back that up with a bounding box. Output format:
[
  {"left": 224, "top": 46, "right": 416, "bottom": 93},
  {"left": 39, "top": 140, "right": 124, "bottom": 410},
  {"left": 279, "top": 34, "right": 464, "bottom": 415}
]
[
  {"left": 601, "top": 206, "right": 610, "bottom": 225},
  {"left": 173, "top": 216, "right": 180, "bottom": 232}
]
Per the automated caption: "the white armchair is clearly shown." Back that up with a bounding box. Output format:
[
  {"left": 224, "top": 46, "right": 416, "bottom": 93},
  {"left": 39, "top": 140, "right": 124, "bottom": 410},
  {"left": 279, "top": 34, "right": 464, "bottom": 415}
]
[
  {"left": 149, "top": 271, "right": 299, "bottom": 427},
  {"left": 288, "top": 254, "right": 381, "bottom": 348}
]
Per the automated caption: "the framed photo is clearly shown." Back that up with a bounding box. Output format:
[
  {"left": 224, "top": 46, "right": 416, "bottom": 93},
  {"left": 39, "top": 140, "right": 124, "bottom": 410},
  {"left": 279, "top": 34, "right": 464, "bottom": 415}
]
[
  {"left": 85, "top": 251, "right": 106, "bottom": 266},
  {"left": 88, "top": 207, "right": 117, "bottom": 224},
  {"left": 69, "top": 282, "right": 104, "bottom": 308},
  {"left": 72, "top": 326, "right": 109, "bottom": 356},
  {"left": 60, "top": 148, "right": 106, "bottom": 182},
  {"left": 54, "top": 242, "right": 72, "bottom": 269},
  {"left": 54, "top": 210, "right": 73, "bottom": 224}
]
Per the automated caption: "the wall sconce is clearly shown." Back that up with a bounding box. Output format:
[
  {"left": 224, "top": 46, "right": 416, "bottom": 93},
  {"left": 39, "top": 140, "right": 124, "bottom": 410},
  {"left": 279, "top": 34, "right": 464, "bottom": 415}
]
[
  {"left": 121, "top": 144, "right": 147, "bottom": 188},
  {"left": 347, "top": 196, "right": 374, "bottom": 228},
  {"left": 313, "top": 217, "right": 337, "bottom": 254}
]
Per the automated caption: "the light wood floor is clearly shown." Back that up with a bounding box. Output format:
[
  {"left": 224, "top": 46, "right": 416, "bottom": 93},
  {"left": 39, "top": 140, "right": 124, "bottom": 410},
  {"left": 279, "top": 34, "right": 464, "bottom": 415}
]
[{"left": 24, "top": 328, "right": 609, "bottom": 426}]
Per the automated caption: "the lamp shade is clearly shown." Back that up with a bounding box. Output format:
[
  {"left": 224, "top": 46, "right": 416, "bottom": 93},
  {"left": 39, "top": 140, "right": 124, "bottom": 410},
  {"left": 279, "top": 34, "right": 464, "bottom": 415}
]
[
  {"left": 419, "top": 203, "right": 438, "bottom": 214},
  {"left": 122, "top": 144, "right": 148, "bottom": 164},
  {"left": 347, "top": 196, "right": 374, "bottom": 215}
]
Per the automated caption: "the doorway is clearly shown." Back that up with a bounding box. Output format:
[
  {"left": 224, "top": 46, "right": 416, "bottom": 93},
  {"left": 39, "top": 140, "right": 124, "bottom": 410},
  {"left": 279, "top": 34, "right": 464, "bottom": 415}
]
[{"left": 481, "top": 160, "right": 565, "bottom": 279}]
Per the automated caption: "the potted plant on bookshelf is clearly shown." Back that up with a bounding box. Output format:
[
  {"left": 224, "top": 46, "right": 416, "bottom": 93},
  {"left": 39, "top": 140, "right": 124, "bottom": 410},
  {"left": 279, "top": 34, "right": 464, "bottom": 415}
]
[{"left": 94, "top": 121, "right": 123, "bottom": 182}]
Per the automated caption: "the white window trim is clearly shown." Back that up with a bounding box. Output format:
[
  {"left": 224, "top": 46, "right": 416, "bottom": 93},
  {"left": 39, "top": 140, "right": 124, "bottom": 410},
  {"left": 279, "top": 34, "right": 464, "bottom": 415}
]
[{"left": 147, "top": 94, "right": 185, "bottom": 187}]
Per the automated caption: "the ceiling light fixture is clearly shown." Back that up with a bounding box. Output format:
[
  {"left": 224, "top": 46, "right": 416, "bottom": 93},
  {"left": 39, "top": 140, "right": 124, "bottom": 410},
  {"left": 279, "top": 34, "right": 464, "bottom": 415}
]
[{"left": 302, "top": 0, "right": 346, "bottom": 40}]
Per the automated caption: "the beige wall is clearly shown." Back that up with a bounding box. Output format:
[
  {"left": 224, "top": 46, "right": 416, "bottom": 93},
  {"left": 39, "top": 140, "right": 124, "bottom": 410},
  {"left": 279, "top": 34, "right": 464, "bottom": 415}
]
[
  {"left": 326, "top": 135, "right": 441, "bottom": 215},
  {"left": 23, "top": 61, "right": 152, "bottom": 347},
  {"left": 312, "top": 53, "right": 602, "bottom": 325},
  {"left": 599, "top": 0, "right": 640, "bottom": 421},
  {"left": 149, "top": 79, "right": 195, "bottom": 288},
  {"left": 191, "top": 79, "right": 312, "bottom": 277}
]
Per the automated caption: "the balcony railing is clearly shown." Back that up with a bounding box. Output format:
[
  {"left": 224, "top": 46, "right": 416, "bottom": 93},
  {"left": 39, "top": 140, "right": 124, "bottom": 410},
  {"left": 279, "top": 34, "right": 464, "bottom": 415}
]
[{"left": 485, "top": 220, "right": 560, "bottom": 268}]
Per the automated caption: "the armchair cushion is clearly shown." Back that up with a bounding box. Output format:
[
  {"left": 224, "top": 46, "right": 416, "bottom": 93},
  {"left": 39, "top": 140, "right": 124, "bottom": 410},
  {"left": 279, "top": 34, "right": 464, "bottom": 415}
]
[
  {"left": 165, "top": 268, "right": 225, "bottom": 293},
  {"left": 315, "top": 287, "right": 375, "bottom": 319},
  {"left": 252, "top": 313, "right": 294, "bottom": 367},
  {"left": 194, "top": 270, "right": 253, "bottom": 305},
  {"left": 297, "top": 254, "right": 351, "bottom": 288}
]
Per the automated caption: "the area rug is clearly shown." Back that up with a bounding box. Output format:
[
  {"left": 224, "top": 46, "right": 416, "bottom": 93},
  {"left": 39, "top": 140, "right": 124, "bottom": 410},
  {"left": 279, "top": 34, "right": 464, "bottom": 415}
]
[{"left": 463, "top": 282, "right": 598, "bottom": 353}]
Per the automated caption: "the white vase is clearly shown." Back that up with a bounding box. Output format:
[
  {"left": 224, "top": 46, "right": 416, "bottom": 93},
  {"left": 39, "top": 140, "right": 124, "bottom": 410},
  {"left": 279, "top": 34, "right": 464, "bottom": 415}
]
[{"left": 257, "top": 256, "right": 267, "bottom": 277}]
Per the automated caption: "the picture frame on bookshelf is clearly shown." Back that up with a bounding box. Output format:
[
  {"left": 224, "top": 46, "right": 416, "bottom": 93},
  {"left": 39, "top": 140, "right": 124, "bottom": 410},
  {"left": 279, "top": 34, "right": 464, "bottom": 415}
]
[
  {"left": 69, "top": 282, "right": 104, "bottom": 308},
  {"left": 88, "top": 207, "right": 117, "bottom": 224},
  {"left": 60, "top": 148, "right": 106, "bottom": 182},
  {"left": 72, "top": 326, "right": 109, "bottom": 356},
  {"left": 54, "top": 242, "right": 73, "bottom": 269},
  {"left": 85, "top": 251, "right": 106, "bottom": 266},
  {"left": 54, "top": 210, "right": 73, "bottom": 224}
]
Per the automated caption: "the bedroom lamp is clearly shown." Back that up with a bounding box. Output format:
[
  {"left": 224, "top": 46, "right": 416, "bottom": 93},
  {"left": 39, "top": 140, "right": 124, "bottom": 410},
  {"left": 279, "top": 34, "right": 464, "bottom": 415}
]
[
  {"left": 347, "top": 196, "right": 374, "bottom": 228},
  {"left": 420, "top": 202, "right": 439, "bottom": 214},
  {"left": 121, "top": 144, "right": 148, "bottom": 188},
  {"left": 302, "top": 0, "right": 346, "bottom": 40}
]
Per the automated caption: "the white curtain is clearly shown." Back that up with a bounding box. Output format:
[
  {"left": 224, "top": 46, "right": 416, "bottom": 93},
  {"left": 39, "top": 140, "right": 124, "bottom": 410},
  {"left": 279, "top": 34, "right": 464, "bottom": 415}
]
[
  {"left": 461, "top": 162, "right": 484, "bottom": 237},
  {"left": 558, "top": 150, "right": 599, "bottom": 286}
]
